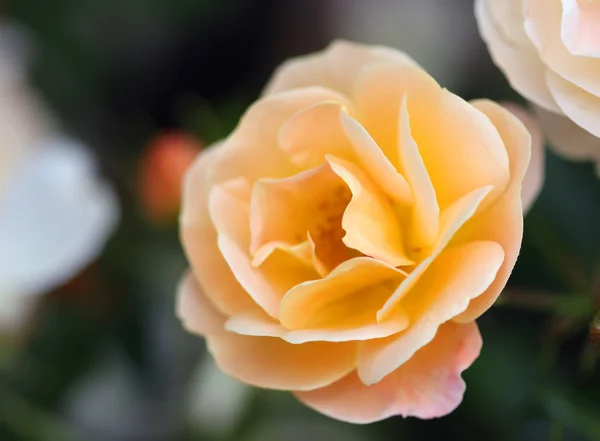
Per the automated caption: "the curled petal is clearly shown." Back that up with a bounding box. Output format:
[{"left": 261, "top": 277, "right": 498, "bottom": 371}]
[
  {"left": 279, "top": 257, "right": 405, "bottom": 331},
  {"left": 339, "top": 110, "right": 413, "bottom": 205},
  {"left": 360, "top": 241, "right": 503, "bottom": 385},
  {"left": 377, "top": 185, "right": 493, "bottom": 322},
  {"left": 327, "top": 155, "right": 413, "bottom": 266},
  {"left": 206, "top": 331, "right": 357, "bottom": 391},
  {"left": 296, "top": 321, "right": 482, "bottom": 423}
]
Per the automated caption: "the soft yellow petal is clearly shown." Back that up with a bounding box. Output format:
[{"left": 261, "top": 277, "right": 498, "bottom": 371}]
[
  {"left": 398, "top": 95, "right": 439, "bottom": 248},
  {"left": 264, "top": 40, "right": 418, "bottom": 98},
  {"left": 181, "top": 146, "right": 262, "bottom": 316},
  {"left": 327, "top": 155, "right": 413, "bottom": 266},
  {"left": 208, "top": 177, "right": 252, "bottom": 249},
  {"left": 296, "top": 321, "right": 481, "bottom": 423},
  {"left": 377, "top": 185, "right": 493, "bottom": 322},
  {"left": 279, "top": 256, "right": 405, "bottom": 330},
  {"left": 339, "top": 110, "right": 413, "bottom": 205},
  {"left": 249, "top": 163, "right": 341, "bottom": 254},
  {"left": 359, "top": 241, "right": 504, "bottom": 385},
  {"left": 453, "top": 100, "right": 529, "bottom": 322},
  {"left": 354, "top": 62, "right": 510, "bottom": 210},
  {"left": 181, "top": 88, "right": 349, "bottom": 316},
  {"left": 206, "top": 332, "right": 357, "bottom": 391},
  {"left": 219, "top": 234, "right": 319, "bottom": 319},
  {"left": 278, "top": 100, "right": 356, "bottom": 169}
]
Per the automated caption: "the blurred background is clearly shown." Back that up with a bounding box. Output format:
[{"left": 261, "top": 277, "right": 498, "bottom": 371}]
[{"left": 0, "top": 1, "right": 599, "bottom": 440}]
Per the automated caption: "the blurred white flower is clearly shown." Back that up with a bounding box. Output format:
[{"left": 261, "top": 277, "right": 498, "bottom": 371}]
[{"left": 0, "top": 24, "right": 119, "bottom": 331}]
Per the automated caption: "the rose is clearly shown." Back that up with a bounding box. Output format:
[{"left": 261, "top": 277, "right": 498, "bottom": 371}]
[
  {"left": 475, "top": 0, "right": 600, "bottom": 172},
  {"left": 177, "top": 40, "right": 534, "bottom": 423}
]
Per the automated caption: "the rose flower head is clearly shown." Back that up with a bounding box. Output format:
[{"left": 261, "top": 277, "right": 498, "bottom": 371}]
[
  {"left": 177, "top": 41, "right": 533, "bottom": 423},
  {"left": 475, "top": 0, "right": 600, "bottom": 172}
]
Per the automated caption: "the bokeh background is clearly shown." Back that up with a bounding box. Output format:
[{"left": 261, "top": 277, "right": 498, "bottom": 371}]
[{"left": 1, "top": 1, "right": 600, "bottom": 440}]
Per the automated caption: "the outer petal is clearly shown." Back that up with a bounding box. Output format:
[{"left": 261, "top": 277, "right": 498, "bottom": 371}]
[
  {"left": 278, "top": 257, "right": 407, "bottom": 342},
  {"left": 534, "top": 105, "right": 600, "bottom": 170},
  {"left": 359, "top": 241, "right": 504, "bottom": 385},
  {"left": 180, "top": 88, "right": 346, "bottom": 316},
  {"left": 296, "top": 321, "right": 482, "bottom": 423},
  {"left": 561, "top": 0, "right": 600, "bottom": 57},
  {"left": 206, "top": 331, "right": 357, "bottom": 391},
  {"left": 176, "top": 272, "right": 225, "bottom": 336},
  {"left": 264, "top": 40, "right": 417, "bottom": 98},
  {"left": 475, "top": 0, "right": 560, "bottom": 112},
  {"left": 501, "top": 103, "right": 545, "bottom": 213},
  {"left": 453, "top": 100, "right": 529, "bottom": 322},
  {"left": 0, "top": 139, "right": 118, "bottom": 327},
  {"left": 546, "top": 70, "right": 600, "bottom": 139}
]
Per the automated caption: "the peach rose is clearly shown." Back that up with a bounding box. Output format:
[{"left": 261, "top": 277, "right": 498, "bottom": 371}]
[
  {"left": 177, "top": 41, "right": 533, "bottom": 423},
  {"left": 475, "top": 0, "right": 600, "bottom": 172}
]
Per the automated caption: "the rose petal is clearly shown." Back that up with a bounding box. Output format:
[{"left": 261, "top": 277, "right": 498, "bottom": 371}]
[
  {"left": 279, "top": 257, "right": 406, "bottom": 330},
  {"left": 377, "top": 185, "right": 493, "bottom": 322},
  {"left": 354, "top": 62, "right": 510, "bottom": 210},
  {"left": 219, "top": 234, "right": 319, "bottom": 319},
  {"left": 278, "top": 100, "right": 356, "bottom": 169},
  {"left": 176, "top": 272, "right": 225, "bottom": 336},
  {"left": 296, "top": 321, "right": 481, "bottom": 423},
  {"left": 249, "top": 163, "right": 341, "bottom": 254},
  {"left": 501, "top": 103, "right": 545, "bottom": 214},
  {"left": 339, "top": 110, "right": 413, "bottom": 205},
  {"left": 453, "top": 100, "right": 529, "bottom": 322},
  {"left": 561, "top": 0, "right": 600, "bottom": 57},
  {"left": 264, "top": 40, "right": 418, "bottom": 98},
  {"left": 208, "top": 177, "right": 252, "bottom": 249},
  {"left": 327, "top": 155, "right": 413, "bottom": 266},
  {"left": 398, "top": 95, "right": 439, "bottom": 248},
  {"left": 475, "top": 0, "right": 560, "bottom": 112},
  {"left": 206, "top": 331, "right": 357, "bottom": 391},
  {"left": 359, "top": 240, "right": 504, "bottom": 385},
  {"left": 181, "top": 147, "right": 261, "bottom": 316},
  {"left": 546, "top": 69, "right": 600, "bottom": 139},
  {"left": 181, "top": 88, "right": 348, "bottom": 316},
  {"left": 525, "top": 0, "right": 600, "bottom": 98}
]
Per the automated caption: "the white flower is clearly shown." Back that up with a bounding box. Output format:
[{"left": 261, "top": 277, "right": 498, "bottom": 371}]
[
  {"left": 0, "top": 24, "right": 119, "bottom": 331},
  {"left": 475, "top": 0, "right": 600, "bottom": 172}
]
